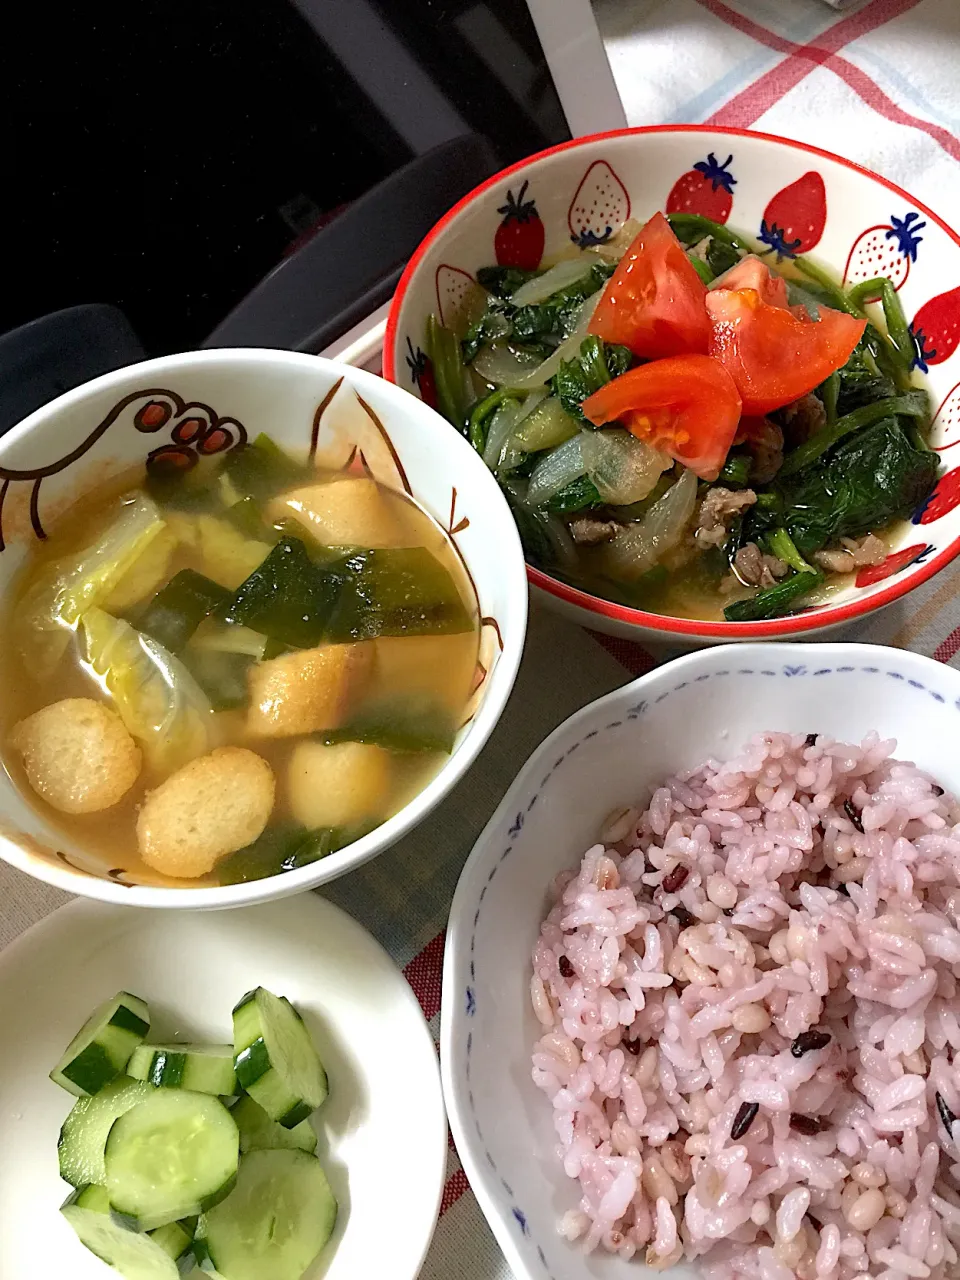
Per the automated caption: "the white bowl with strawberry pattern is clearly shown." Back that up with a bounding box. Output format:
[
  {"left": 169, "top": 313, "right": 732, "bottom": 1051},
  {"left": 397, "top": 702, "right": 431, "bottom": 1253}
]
[{"left": 384, "top": 125, "right": 960, "bottom": 644}]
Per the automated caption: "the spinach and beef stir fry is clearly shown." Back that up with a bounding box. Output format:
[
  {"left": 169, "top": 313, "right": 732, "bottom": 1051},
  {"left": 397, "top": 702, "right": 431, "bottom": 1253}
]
[{"left": 424, "top": 210, "right": 937, "bottom": 623}]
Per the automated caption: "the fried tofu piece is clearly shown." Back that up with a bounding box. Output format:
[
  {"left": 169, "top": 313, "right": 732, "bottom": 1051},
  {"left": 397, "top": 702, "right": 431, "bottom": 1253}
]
[
  {"left": 271, "top": 477, "right": 404, "bottom": 548},
  {"left": 287, "top": 741, "right": 391, "bottom": 829},
  {"left": 11, "top": 698, "right": 141, "bottom": 814},
  {"left": 102, "top": 526, "right": 179, "bottom": 613},
  {"left": 137, "top": 746, "right": 275, "bottom": 879},
  {"left": 246, "top": 643, "right": 372, "bottom": 739},
  {"left": 166, "top": 513, "right": 272, "bottom": 590},
  {"left": 370, "top": 634, "right": 477, "bottom": 717}
]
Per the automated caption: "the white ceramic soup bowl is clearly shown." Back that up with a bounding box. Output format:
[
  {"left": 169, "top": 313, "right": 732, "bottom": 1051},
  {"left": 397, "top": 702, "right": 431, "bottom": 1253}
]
[
  {"left": 0, "top": 349, "right": 527, "bottom": 907},
  {"left": 441, "top": 641, "right": 960, "bottom": 1280},
  {"left": 385, "top": 126, "right": 960, "bottom": 644}
]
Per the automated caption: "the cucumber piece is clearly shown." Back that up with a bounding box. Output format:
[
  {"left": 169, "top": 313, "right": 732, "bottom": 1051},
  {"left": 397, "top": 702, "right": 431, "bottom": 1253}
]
[
  {"left": 61, "top": 1186, "right": 180, "bottom": 1280},
  {"left": 59, "top": 1075, "right": 156, "bottom": 1187},
  {"left": 105, "top": 1090, "right": 239, "bottom": 1231},
  {"left": 231, "top": 1094, "right": 318, "bottom": 1155},
  {"left": 197, "top": 1149, "right": 337, "bottom": 1280},
  {"left": 67, "top": 1182, "right": 113, "bottom": 1213},
  {"left": 51, "top": 992, "right": 150, "bottom": 1097},
  {"left": 128, "top": 1044, "right": 238, "bottom": 1096},
  {"left": 232, "top": 989, "right": 327, "bottom": 1128},
  {"left": 149, "top": 1220, "right": 196, "bottom": 1275}
]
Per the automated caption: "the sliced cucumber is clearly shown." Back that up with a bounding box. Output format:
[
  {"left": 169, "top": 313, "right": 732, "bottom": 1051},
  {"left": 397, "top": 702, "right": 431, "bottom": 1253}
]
[
  {"left": 61, "top": 1185, "right": 180, "bottom": 1280},
  {"left": 149, "top": 1219, "right": 196, "bottom": 1275},
  {"left": 128, "top": 1044, "right": 238, "bottom": 1096},
  {"left": 51, "top": 992, "right": 150, "bottom": 1097},
  {"left": 59, "top": 1074, "right": 156, "bottom": 1187},
  {"left": 66, "top": 1182, "right": 113, "bottom": 1213},
  {"left": 105, "top": 1090, "right": 239, "bottom": 1231},
  {"left": 197, "top": 1149, "right": 337, "bottom": 1280},
  {"left": 233, "top": 989, "right": 327, "bottom": 1128},
  {"left": 231, "top": 1094, "right": 318, "bottom": 1155}
]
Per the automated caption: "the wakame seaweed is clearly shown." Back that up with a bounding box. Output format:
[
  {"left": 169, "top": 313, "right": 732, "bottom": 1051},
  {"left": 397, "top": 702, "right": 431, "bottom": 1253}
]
[
  {"left": 223, "top": 536, "right": 346, "bottom": 649},
  {"left": 136, "top": 570, "right": 231, "bottom": 654}
]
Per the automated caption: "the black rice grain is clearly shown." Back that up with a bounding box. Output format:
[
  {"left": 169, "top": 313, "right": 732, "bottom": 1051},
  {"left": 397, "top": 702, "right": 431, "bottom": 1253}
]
[
  {"left": 804, "top": 733, "right": 818, "bottom": 747},
  {"left": 731, "top": 1101, "right": 760, "bottom": 1140},
  {"left": 791, "top": 1029, "right": 832, "bottom": 1058},
  {"left": 843, "top": 799, "right": 864, "bottom": 833},
  {"left": 789, "top": 1113, "right": 824, "bottom": 1135},
  {"left": 558, "top": 955, "right": 574, "bottom": 979},
  {"left": 937, "top": 1091, "right": 958, "bottom": 1133},
  {"left": 671, "top": 905, "right": 695, "bottom": 929},
  {"left": 661, "top": 864, "right": 690, "bottom": 895}
]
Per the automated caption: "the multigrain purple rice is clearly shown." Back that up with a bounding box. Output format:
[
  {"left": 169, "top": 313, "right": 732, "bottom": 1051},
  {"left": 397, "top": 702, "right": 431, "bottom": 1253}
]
[{"left": 529, "top": 730, "right": 960, "bottom": 1277}]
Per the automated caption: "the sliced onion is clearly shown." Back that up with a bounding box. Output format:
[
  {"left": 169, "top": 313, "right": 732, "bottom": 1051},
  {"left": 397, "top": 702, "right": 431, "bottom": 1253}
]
[
  {"left": 580, "top": 431, "right": 674, "bottom": 506},
  {"left": 602, "top": 468, "right": 697, "bottom": 581},
  {"left": 509, "top": 290, "right": 606, "bottom": 389},
  {"left": 526, "top": 433, "right": 588, "bottom": 507},
  {"left": 472, "top": 342, "right": 543, "bottom": 387},
  {"left": 512, "top": 397, "right": 580, "bottom": 453},
  {"left": 496, "top": 391, "right": 548, "bottom": 474},
  {"left": 473, "top": 290, "right": 606, "bottom": 392},
  {"left": 482, "top": 398, "right": 526, "bottom": 470},
  {"left": 509, "top": 258, "right": 596, "bottom": 307}
]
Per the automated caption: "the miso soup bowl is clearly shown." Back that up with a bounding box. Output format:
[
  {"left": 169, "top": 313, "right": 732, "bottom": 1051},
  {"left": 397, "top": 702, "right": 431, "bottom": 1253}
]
[
  {"left": 385, "top": 125, "right": 960, "bottom": 643},
  {"left": 0, "top": 350, "right": 527, "bottom": 907}
]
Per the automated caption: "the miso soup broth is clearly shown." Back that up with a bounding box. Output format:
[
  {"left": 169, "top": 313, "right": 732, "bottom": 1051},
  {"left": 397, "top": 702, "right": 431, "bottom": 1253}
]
[{"left": 0, "top": 436, "right": 480, "bottom": 885}]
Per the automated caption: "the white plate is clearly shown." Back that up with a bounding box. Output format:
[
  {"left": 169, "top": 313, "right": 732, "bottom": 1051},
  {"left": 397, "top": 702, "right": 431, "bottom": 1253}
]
[{"left": 0, "top": 894, "right": 446, "bottom": 1279}]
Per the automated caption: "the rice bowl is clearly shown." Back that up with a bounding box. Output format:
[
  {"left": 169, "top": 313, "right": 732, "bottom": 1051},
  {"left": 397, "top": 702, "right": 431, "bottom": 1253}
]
[
  {"left": 441, "top": 643, "right": 960, "bottom": 1280},
  {"left": 531, "top": 729, "right": 960, "bottom": 1278}
]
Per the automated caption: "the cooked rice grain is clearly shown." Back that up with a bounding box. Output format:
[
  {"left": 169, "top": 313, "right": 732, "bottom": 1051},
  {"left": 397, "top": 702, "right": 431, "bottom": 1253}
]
[{"left": 530, "top": 731, "right": 960, "bottom": 1278}]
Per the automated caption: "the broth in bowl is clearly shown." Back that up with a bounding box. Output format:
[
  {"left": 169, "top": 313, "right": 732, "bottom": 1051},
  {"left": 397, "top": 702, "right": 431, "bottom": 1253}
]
[{"left": 0, "top": 435, "right": 479, "bottom": 886}]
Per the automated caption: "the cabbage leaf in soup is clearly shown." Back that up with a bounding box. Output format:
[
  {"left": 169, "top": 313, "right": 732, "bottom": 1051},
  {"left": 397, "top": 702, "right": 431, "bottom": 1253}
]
[
  {"left": 17, "top": 495, "right": 167, "bottom": 678},
  {"left": 82, "top": 607, "right": 215, "bottom": 773}
]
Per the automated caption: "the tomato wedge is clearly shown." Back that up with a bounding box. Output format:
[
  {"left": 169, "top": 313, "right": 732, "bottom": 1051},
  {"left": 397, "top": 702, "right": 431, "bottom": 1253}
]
[
  {"left": 706, "top": 287, "right": 866, "bottom": 416},
  {"left": 588, "top": 212, "right": 710, "bottom": 359},
  {"left": 582, "top": 354, "right": 742, "bottom": 481},
  {"left": 711, "top": 255, "right": 790, "bottom": 309}
]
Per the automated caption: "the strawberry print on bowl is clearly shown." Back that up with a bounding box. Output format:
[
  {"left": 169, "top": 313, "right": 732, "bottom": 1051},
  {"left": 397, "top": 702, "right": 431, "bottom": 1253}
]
[
  {"left": 385, "top": 125, "right": 960, "bottom": 644},
  {"left": 665, "top": 152, "right": 736, "bottom": 224},
  {"left": 933, "top": 381, "right": 960, "bottom": 450},
  {"left": 912, "top": 286, "right": 960, "bottom": 371},
  {"left": 494, "top": 182, "right": 543, "bottom": 271},
  {"left": 758, "top": 171, "right": 827, "bottom": 258},
  {"left": 843, "top": 212, "right": 925, "bottom": 296},
  {"left": 854, "top": 543, "right": 933, "bottom": 587},
  {"left": 568, "top": 159, "right": 630, "bottom": 247},
  {"left": 435, "top": 264, "right": 478, "bottom": 330},
  {"left": 915, "top": 466, "right": 960, "bottom": 524}
]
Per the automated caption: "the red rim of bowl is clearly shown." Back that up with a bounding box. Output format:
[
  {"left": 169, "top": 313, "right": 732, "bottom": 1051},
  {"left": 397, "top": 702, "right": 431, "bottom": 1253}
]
[{"left": 384, "top": 124, "right": 960, "bottom": 639}]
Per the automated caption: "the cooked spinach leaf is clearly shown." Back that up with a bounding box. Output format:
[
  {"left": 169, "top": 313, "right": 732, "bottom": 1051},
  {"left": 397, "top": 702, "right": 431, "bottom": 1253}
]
[
  {"left": 544, "top": 474, "right": 603, "bottom": 513},
  {"left": 476, "top": 265, "right": 540, "bottom": 297},
  {"left": 748, "top": 417, "right": 939, "bottom": 556},
  {"left": 724, "top": 570, "right": 823, "bottom": 622},
  {"left": 551, "top": 336, "right": 632, "bottom": 418},
  {"left": 464, "top": 262, "right": 616, "bottom": 364},
  {"left": 706, "top": 238, "right": 741, "bottom": 277}
]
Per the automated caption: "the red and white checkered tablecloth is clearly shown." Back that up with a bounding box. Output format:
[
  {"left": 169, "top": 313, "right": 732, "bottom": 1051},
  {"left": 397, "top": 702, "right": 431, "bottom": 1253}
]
[{"left": 4, "top": 3, "right": 960, "bottom": 1274}]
